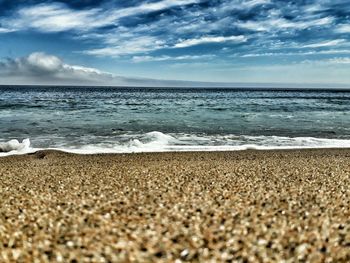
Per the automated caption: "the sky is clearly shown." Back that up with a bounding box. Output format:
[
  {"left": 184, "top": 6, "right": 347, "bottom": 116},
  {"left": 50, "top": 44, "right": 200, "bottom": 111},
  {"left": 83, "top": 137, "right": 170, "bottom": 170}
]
[{"left": 0, "top": 0, "right": 350, "bottom": 87}]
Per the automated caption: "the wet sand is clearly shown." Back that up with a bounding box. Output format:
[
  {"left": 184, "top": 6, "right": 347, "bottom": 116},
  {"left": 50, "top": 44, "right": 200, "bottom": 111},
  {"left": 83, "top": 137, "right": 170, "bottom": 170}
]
[{"left": 0, "top": 149, "right": 349, "bottom": 262}]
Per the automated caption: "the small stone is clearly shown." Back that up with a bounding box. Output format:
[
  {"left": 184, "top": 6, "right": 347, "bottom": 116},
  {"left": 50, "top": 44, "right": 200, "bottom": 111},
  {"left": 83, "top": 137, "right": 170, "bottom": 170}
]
[
  {"left": 66, "top": 241, "right": 74, "bottom": 248},
  {"left": 297, "top": 243, "right": 309, "bottom": 255},
  {"left": 56, "top": 253, "right": 63, "bottom": 262},
  {"left": 12, "top": 249, "right": 21, "bottom": 260},
  {"left": 258, "top": 239, "right": 267, "bottom": 246},
  {"left": 180, "top": 249, "right": 189, "bottom": 258}
]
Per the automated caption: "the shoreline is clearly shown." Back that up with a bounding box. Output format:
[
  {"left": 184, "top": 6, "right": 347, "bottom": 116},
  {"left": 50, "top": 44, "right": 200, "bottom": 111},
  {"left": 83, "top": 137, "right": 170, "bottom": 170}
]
[
  {"left": 2, "top": 146, "right": 350, "bottom": 158},
  {"left": 1, "top": 148, "right": 349, "bottom": 261}
]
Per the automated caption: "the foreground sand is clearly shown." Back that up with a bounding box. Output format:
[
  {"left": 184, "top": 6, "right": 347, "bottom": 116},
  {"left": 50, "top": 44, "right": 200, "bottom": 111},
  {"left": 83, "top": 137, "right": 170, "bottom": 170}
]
[{"left": 0, "top": 149, "right": 349, "bottom": 262}]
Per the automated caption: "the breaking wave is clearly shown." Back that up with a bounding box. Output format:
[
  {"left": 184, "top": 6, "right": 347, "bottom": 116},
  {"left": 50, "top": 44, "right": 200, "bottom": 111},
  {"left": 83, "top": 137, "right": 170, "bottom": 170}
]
[
  {"left": 2, "top": 132, "right": 350, "bottom": 156},
  {"left": 0, "top": 139, "right": 34, "bottom": 156}
]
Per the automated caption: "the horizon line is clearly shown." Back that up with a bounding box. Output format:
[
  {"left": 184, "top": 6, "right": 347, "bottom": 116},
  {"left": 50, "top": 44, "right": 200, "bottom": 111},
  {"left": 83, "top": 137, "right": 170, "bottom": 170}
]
[{"left": 1, "top": 84, "right": 350, "bottom": 92}]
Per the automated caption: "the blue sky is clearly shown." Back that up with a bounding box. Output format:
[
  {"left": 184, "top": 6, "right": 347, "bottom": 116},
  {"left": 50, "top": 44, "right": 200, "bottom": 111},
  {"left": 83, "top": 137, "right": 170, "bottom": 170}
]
[{"left": 0, "top": 0, "right": 350, "bottom": 86}]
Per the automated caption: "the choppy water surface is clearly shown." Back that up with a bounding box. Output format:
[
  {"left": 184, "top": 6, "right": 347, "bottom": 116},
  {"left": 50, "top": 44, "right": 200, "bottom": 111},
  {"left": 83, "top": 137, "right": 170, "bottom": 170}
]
[{"left": 1, "top": 86, "right": 350, "bottom": 155}]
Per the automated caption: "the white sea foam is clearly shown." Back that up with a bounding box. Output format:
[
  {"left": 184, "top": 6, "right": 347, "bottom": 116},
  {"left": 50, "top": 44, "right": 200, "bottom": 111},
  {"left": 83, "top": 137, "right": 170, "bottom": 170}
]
[
  {"left": 1, "top": 132, "right": 350, "bottom": 156},
  {"left": 0, "top": 139, "right": 38, "bottom": 156}
]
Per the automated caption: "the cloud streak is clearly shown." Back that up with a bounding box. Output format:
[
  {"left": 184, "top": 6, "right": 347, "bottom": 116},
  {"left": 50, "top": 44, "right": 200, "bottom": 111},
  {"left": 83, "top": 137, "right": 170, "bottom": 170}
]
[
  {"left": 337, "top": 24, "right": 350, "bottom": 34},
  {"left": 84, "top": 36, "right": 166, "bottom": 56},
  {"left": 132, "top": 54, "right": 215, "bottom": 63},
  {"left": 303, "top": 40, "right": 346, "bottom": 48},
  {"left": 174, "top": 36, "right": 247, "bottom": 48},
  {"left": 239, "top": 49, "right": 350, "bottom": 58},
  {"left": 0, "top": 0, "right": 200, "bottom": 33},
  {"left": 236, "top": 17, "right": 333, "bottom": 32},
  {"left": 1, "top": 3, "right": 102, "bottom": 32}
]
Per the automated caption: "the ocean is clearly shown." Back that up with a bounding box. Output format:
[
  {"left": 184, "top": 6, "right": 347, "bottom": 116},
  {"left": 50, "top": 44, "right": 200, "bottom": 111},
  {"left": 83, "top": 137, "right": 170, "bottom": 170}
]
[{"left": 1, "top": 85, "right": 350, "bottom": 156}]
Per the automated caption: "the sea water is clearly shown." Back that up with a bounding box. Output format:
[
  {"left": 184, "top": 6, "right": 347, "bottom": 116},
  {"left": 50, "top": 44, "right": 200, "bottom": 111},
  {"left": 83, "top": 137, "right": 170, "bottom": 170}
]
[{"left": 1, "top": 86, "right": 350, "bottom": 155}]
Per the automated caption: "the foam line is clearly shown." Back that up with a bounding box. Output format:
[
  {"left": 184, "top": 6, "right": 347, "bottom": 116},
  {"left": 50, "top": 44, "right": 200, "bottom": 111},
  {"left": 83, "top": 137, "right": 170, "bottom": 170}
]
[{"left": 2, "top": 132, "right": 350, "bottom": 157}]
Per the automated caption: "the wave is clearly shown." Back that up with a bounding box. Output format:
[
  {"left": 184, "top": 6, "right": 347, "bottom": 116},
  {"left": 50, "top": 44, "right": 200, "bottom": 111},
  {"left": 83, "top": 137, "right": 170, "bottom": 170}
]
[
  {"left": 0, "top": 139, "right": 34, "bottom": 156},
  {"left": 2, "top": 132, "right": 350, "bottom": 157}
]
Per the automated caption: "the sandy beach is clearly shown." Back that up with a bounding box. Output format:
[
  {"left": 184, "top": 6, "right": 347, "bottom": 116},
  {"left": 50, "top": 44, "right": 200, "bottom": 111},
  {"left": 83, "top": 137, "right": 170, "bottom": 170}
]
[{"left": 0, "top": 149, "right": 349, "bottom": 262}]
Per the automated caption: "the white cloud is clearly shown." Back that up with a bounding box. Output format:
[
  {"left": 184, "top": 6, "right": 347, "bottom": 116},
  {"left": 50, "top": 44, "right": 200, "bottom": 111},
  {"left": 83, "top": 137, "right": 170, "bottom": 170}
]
[
  {"left": 108, "top": 0, "right": 200, "bottom": 21},
  {"left": 1, "top": 0, "right": 346, "bottom": 68},
  {"left": 240, "top": 52, "right": 288, "bottom": 57},
  {"left": 303, "top": 39, "right": 345, "bottom": 48},
  {"left": 0, "top": 52, "right": 224, "bottom": 87},
  {"left": 26, "top": 52, "right": 62, "bottom": 72},
  {"left": 215, "top": 0, "right": 270, "bottom": 14},
  {"left": 239, "top": 49, "right": 350, "bottom": 57},
  {"left": 174, "top": 35, "right": 247, "bottom": 48},
  {"left": 85, "top": 36, "right": 166, "bottom": 56},
  {"left": 1, "top": 52, "right": 350, "bottom": 87},
  {"left": 84, "top": 15, "right": 245, "bottom": 56},
  {"left": 1, "top": 0, "right": 200, "bottom": 33},
  {"left": 336, "top": 24, "right": 350, "bottom": 33},
  {"left": 241, "top": 0, "right": 271, "bottom": 8},
  {"left": 0, "top": 28, "right": 14, "bottom": 33},
  {"left": 237, "top": 17, "right": 333, "bottom": 32},
  {"left": 4, "top": 3, "right": 102, "bottom": 32},
  {"left": 132, "top": 54, "right": 215, "bottom": 62},
  {"left": 0, "top": 52, "right": 115, "bottom": 84},
  {"left": 304, "top": 3, "right": 324, "bottom": 13}
]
